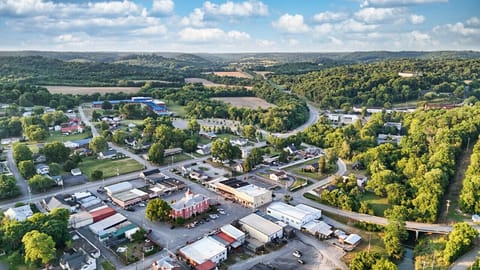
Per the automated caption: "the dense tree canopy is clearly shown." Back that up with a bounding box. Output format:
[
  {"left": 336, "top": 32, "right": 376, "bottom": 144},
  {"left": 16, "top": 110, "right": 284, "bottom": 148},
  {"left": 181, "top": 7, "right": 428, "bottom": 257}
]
[{"left": 22, "top": 230, "right": 56, "bottom": 266}]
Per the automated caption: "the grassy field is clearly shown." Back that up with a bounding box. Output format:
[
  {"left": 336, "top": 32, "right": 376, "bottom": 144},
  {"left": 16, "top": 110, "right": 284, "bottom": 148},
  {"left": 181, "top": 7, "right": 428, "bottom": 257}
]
[
  {"left": 359, "top": 192, "right": 391, "bottom": 217},
  {"left": 101, "top": 260, "right": 116, "bottom": 270},
  {"left": 212, "top": 97, "right": 275, "bottom": 109},
  {"left": 286, "top": 159, "right": 331, "bottom": 180},
  {"left": 289, "top": 178, "right": 311, "bottom": 191},
  {"left": 160, "top": 153, "right": 192, "bottom": 166},
  {"left": 167, "top": 101, "right": 187, "bottom": 117},
  {"left": 121, "top": 119, "right": 145, "bottom": 126},
  {"left": 44, "top": 131, "right": 92, "bottom": 143},
  {"left": 79, "top": 157, "right": 144, "bottom": 180}
]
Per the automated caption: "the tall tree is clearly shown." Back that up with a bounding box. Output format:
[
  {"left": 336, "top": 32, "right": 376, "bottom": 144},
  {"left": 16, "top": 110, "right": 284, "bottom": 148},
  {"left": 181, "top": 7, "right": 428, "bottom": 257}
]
[
  {"left": 146, "top": 198, "right": 172, "bottom": 221},
  {"left": 0, "top": 175, "right": 20, "bottom": 199},
  {"left": 22, "top": 230, "right": 56, "bottom": 267},
  {"left": 18, "top": 160, "right": 36, "bottom": 179},
  {"left": 187, "top": 118, "right": 201, "bottom": 136},
  {"left": 29, "top": 175, "right": 55, "bottom": 192},
  {"left": 443, "top": 222, "right": 479, "bottom": 264},
  {"left": 89, "top": 136, "right": 108, "bottom": 154},
  {"left": 148, "top": 143, "right": 165, "bottom": 164},
  {"left": 13, "top": 143, "right": 33, "bottom": 163},
  {"left": 43, "top": 142, "right": 70, "bottom": 163}
]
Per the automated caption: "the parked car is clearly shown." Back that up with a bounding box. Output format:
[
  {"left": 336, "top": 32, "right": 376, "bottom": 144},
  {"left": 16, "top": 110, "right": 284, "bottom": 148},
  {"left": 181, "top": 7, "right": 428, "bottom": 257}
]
[
  {"left": 297, "top": 259, "right": 305, "bottom": 264},
  {"left": 125, "top": 207, "right": 135, "bottom": 212},
  {"left": 293, "top": 250, "right": 302, "bottom": 258},
  {"left": 218, "top": 208, "right": 226, "bottom": 215},
  {"left": 138, "top": 203, "right": 146, "bottom": 207}
]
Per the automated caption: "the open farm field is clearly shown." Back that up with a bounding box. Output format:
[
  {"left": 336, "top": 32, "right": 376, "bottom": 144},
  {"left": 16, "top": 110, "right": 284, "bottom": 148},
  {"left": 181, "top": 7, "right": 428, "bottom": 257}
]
[
  {"left": 213, "top": 71, "right": 253, "bottom": 79},
  {"left": 185, "top": 78, "right": 253, "bottom": 90},
  {"left": 45, "top": 86, "right": 141, "bottom": 94},
  {"left": 212, "top": 97, "right": 275, "bottom": 109}
]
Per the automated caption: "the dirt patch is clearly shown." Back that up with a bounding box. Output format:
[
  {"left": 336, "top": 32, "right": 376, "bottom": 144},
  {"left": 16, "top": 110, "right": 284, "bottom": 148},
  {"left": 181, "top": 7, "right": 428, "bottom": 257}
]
[
  {"left": 213, "top": 71, "right": 253, "bottom": 79},
  {"left": 45, "top": 86, "right": 141, "bottom": 95},
  {"left": 253, "top": 71, "right": 273, "bottom": 79},
  {"left": 212, "top": 97, "right": 276, "bottom": 109}
]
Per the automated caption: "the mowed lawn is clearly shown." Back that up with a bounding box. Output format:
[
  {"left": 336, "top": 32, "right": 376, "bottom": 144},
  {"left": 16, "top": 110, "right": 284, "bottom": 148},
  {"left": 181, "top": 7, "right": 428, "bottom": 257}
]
[
  {"left": 44, "top": 131, "right": 92, "bottom": 143},
  {"left": 359, "top": 192, "right": 391, "bottom": 216},
  {"left": 79, "top": 157, "right": 144, "bottom": 180},
  {"left": 167, "top": 102, "right": 187, "bottom": 117}
]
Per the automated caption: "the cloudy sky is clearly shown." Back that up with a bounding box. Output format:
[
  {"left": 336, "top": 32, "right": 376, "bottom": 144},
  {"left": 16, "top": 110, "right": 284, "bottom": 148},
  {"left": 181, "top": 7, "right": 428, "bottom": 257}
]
[{"left": 0, "top": 0, "right": 479, "bottom": 52}]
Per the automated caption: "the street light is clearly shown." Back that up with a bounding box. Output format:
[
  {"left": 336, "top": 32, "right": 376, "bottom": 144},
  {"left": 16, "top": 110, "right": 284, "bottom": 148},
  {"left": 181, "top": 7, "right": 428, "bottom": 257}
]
[{"left": 445, "top": 200, "right": 451, "bottom": 223}]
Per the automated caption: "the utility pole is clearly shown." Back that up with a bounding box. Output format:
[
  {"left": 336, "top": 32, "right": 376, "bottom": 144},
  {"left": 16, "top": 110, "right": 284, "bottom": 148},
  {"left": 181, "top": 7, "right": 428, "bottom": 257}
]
[{"left": 445, "top": 200, "right": 451, "bottom": 223}]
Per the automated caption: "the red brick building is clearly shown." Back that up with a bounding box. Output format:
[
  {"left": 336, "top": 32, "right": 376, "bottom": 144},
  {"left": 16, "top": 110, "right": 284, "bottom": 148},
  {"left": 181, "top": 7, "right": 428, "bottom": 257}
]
[{"left": 170, "top": 189, "right": 210, "bottom": 219}]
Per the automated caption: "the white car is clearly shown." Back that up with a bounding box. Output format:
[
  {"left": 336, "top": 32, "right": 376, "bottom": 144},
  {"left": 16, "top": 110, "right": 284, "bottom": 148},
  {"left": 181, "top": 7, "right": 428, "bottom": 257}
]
[
  {"left": 218, "top": 208, "right": 226, "bottom": 215},
  {"left": 209, "top": 214, "right": 219, "bottom": 220},
  {"left": 293, "top": 250, "right": 302, "bottom": 258}
]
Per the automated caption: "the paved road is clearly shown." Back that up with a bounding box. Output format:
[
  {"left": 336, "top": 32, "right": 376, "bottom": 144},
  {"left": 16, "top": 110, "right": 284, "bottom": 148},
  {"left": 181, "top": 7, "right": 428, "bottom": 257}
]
[
  {"left": 6, "top": 146, "right": 30, "bottom": 204},
  {"left": 449, "top": 245, "right": 480, "bottom": 270},
  {"left": 78, "top": 105, "right": 154, "bottom": 170}
]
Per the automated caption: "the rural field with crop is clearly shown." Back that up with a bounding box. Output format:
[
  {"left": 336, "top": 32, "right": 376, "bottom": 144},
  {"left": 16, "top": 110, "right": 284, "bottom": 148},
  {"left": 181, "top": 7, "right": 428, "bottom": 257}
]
[
  {"left": 45, "top": 86, "right": 141, "bottom": 94},
  {"left": 213, "top": 71, "right": 253, "bottom": 79}
]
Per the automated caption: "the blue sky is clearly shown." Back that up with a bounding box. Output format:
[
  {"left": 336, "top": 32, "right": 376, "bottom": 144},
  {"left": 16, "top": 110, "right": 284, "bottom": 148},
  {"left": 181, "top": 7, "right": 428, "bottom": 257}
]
[{"left": 0, "top": 0, "right": 478, "bottom": 52}]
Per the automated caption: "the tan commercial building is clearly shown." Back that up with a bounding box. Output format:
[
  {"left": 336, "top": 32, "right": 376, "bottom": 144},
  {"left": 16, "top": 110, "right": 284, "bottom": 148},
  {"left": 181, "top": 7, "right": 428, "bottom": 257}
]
[{"left": 209, "top": 178, "right": 272, "bottom": 208}]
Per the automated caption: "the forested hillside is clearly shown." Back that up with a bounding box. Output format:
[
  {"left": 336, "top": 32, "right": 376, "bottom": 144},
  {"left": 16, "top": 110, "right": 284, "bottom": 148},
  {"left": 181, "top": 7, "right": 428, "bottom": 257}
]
[
  {"left": 271, "top": 59, "right": 480, "bottom": 108},
  {"left": 301, "top": 105, "right": 480, "bottom": 223}
]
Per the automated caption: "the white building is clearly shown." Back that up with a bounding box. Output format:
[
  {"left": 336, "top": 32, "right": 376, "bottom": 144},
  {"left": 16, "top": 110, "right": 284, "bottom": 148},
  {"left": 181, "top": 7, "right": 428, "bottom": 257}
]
[
  {"left": 179, "top": 236, "right": 227, "bottom": 267},
  {"left": 104, "top": 182, "right": 133, "bottom": 195},
  {"left": 220, "top": 224, "right": 246, "bottom": 248},
  {"left": 4, "top": 205, "right": 33, "bottom": 221},
  {"left": 209, "top": 178, "right": 272, "bottom": 208},
  {"left": 239, "top": 213, "right": 283, "bottom": 243},
  {"left": 88, "top": 213, "right": 127, "bottom": 235},
  {"left": 266, "top": 202, "right": 322, "bottom": 230}
]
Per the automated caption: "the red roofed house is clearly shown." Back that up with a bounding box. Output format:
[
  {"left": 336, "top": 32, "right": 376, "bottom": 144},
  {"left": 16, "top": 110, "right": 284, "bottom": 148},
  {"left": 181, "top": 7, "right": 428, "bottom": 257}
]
[
  {"left": 61, "top": 125, "right": 84, "bottom": 135},
  {"left": 170, "top": 189, "right": 210, "bottom": 219}
]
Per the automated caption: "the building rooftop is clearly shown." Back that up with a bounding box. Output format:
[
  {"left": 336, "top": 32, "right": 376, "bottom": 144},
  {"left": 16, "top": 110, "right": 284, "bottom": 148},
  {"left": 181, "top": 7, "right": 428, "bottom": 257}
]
[
  {"left": 236, "top": 184, "right": 270, "bottom": 197},
  {"left": 267, "top": 201, "right": 313, "bottom": 221},
  {"left": 220, "top": 178, "right": 250, "bottom": 189},
  {"left": 221, "top": 224, "right": 245, "bottom": 240},
  {"left": 112, "top": 188, "right": 147, "bottom": 202},
  {"left": 105, "top": 182, "right": 133, "bottom": 194},
  {"left": 171, "top": 190, "right": 209, "bottom": 211},
  {"left": 179, "top": 237, "right": 226, "bottom": 265},
  {"left": 239, "top": 213, "right": 282, "bottom": 236}
]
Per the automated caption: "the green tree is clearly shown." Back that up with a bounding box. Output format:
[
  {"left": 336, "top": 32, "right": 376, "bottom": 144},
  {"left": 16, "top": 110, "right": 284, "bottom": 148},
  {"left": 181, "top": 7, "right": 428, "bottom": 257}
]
[
  {"left": 243, "top": 157, "right": 252, "bottom": 173},
  {"left": 13, "top": 143, "right": 33, "bottom": 163},
  {"left": 25, "top": 125, "right": 49, "bottom": 141},
  {"left": 146, "top": 198, "right": 172, "bottom": 221},
  {"left": 211, "top": 138, "right": 240, "bottom": 162},
  {"left": 91, "top": 170, "right": 103, "bottom": 180},
  {"left": 0, "top": 175, "right": 20, "bottom": 199},
  {"left": 242, "top": 125, "right": 257, "bottom": 140},
  {"left": 29, "top": 174, "right": 55, "bottom": 192},
  {"left": 22, "top": 230, "right": 56, "bottom": 267},
  {"left": 148, "top": 143, "right": 165, "bottom": 164},
  {"left": 48, "top": 162, "right": 63, "bottom": 176},
  {"left": 18, "top": 160, "right": 36, "bottom": 179},
  {"left": 89, "top": 136, "right": 108, "bottom": 154},
  {"left": 278, "top": 150, "right": 288, "bottom": 163},
  {"left": 43, "top": 142, "right": 70, "bottom": 163},
  {"left": 318, "top": 155, "right": 326, "bottom": 174},
  {"left": 383, "top": 215, "right": 408, "bottom": 260},
  {"left": 371, "top": 258, "right": 398, "bottom": 270},
  {"left": 183, "top": 139, "right": 197, "bottom": 153},
  {"left": 349, "top": 251, "right": 381, "bottom": 270},
  {"left": 101, "top": 100, "right": 112, "bottom": 110},
  {"left": 443, "top": 222, "right": 479, "bottom": 264},
  {"left": 187, "top": 118, "right": 201, "bottom": 135}
]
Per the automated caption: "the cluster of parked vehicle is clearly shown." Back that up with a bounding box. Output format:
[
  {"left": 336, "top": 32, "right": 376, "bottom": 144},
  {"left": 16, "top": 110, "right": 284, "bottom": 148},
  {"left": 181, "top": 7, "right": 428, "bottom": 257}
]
[{"left": 293, "top": 250, "right": 305, "bottom": 264}]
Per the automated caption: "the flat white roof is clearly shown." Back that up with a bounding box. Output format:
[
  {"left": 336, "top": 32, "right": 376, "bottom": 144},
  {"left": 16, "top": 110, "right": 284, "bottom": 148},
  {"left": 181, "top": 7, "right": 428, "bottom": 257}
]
[
  {"left": 267, "top": 201, "right": 311, "bottom": 221},
  {"left": 89, "top": 213, "right": 126, "bottom": 234},
  {"left": 296, "top": 204, "right": 322, "bottom": 216},
  {"left": 345, "top": 234, "right": 362, "bottom": 245},
  {"left": 221, "top": 224, "right": 245, "bottom": 240},
  {"left": 236, "top": 184, "right": 270, "bottom": 197},
  {"left": 179, "top": 237, "right": 226, "bottom": 264},
  {"left": 239, "top": 213, "right": 282, "bottom": 237},
  {"left": 113, "top": 188, "right": 147, "bottom": 202}
]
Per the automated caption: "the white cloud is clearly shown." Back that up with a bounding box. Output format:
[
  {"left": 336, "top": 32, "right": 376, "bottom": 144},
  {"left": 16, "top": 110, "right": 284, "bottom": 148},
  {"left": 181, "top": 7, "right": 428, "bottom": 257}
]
[
  {"left": 409, "top": 14, "right": 425, "bottom": 24},
  {"left": 272, "top": 14, "right": 309, "bottom": 34},
  {"left": 313, "top": 23, "right": 334, "bottom": 35},
  {"left": 181, "top": 8, "right": 206, "bottom": 27},
  {"left": 0, "top": 0, "right": 55, "bottom": 16},
  {"left": 313, "top": 11, "right": 348, "bottom": 22},
  {"left": 355, "top": 7, "right": 402, "bottom": 23},
  {"left": 87, "top": 1, "right": 142, "bottom": 16},
  {"left": 361, "top": 0, "right": 447, "bottom": 8},
  {"left": 337, "top": 19, "right": 378, "bottom": 32},
  {"left": 178, "top": 27, "right": 250, "bottom": 43},
  {"left": 256, "top": 39, "right": 274, "bottom": 47},
  {"left": 466, "top": 17, "right": 480, "bottom": 27},
  {"left": 151, "top": 0, "right": 174, "bottom": 15},
  {"left": 287, "top": 38, "right": 299, "bottom": 46},
  {"left": 203, "top": 0, "right": 268, "bottom": 17}
]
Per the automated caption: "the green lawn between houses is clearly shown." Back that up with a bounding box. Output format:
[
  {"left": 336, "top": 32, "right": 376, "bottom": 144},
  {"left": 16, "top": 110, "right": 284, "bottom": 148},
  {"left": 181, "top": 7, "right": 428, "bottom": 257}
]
[
  {"left": 358, "top": 192, "right": 391, "bottom": 217},
  {"left": 79, "top": 157, "right": 144, "bottom": 180},
  {"left": 44, "top": 131, "right": 92, "bottom": 143}
]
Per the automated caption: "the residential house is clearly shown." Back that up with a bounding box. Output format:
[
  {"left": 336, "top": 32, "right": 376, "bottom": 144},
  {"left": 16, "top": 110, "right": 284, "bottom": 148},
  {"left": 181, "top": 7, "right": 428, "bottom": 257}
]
[
  {"left": 231, "top": 138, "right": 248, "bottom": 147},
  {"left": 98, "top": 149, "right": 117, "bottom": 159},
  {"left": 4, "top": 205, "right": 33, "bottom": 221},
  {"left": 60, "top": 252, "right": 96, "bottom": 270},
  {"left": 42, "top": 195, "right": 76, "bottom": 213},
  {"left": 305, "top": 163, "right": 319, "bottom": 172},
  {"left": 269, "top": 171, "right": 287, "bottom": 181},
  {"left": 233, "top": 162, "right": 244, "bottom": 173},
  {"left": 33, "top": 154, "right": 46, "bottom": 164},
  {"left": 35, "top": 163, "right": 49, "bottom": 175},
  {"left": 189, "top": 170, "right": 209, "bottom": 182},
  {"left": 283, "top": 144, "right": 297, "bottom": 155},
  {"left": 164, "top": 147, "right": 182, "bottom": 157},
  {"left": 196, "top": 144, "right": 211, "bottom": 155},
  {"left": 141, "top": 168, "right": 167, "bottom": 184},
  {"left": 152, "top": 256, "right": 181, "bottom": 270}
]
